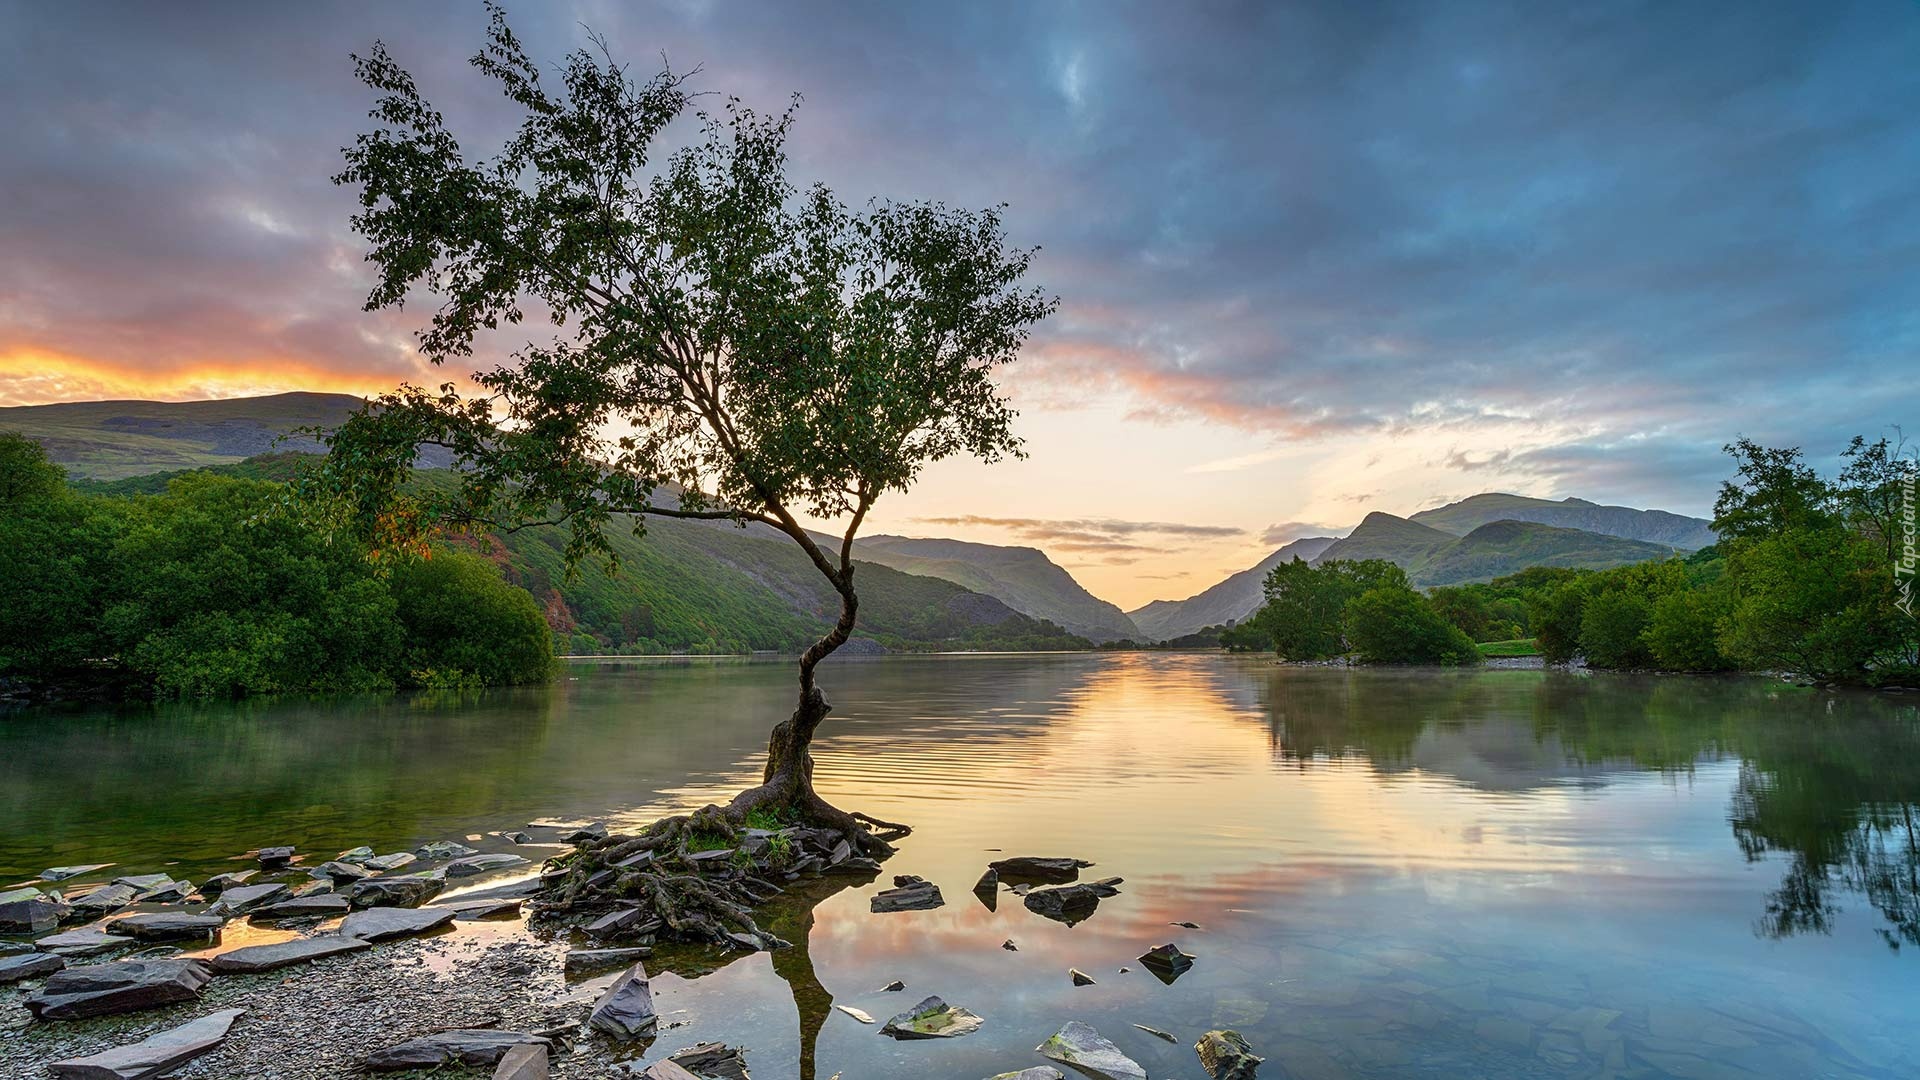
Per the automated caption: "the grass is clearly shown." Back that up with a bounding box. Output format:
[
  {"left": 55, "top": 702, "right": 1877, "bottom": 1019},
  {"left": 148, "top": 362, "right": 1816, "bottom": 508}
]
[{"left": 1478, "top": 638, "right": 1541, "bottom": 658}]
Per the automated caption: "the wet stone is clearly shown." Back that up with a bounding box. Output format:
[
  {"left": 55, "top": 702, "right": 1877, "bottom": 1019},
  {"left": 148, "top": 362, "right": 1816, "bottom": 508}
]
[
  {"left": 989, "top": 856, "right": 1091, "bottom": 884},
  {"left": 316, "top": 860, "right": 372, "bottom": 883},
  {"left": 340, "top": 905, "right": 456, "bottom": 942},
  {"left": 417, "top": 840, "right": 479, "bottom": 860},
  {"left": 197, "top": 871, "right": 256, "bottom": 897},
  {"left": 881, "top": 995, "right": 983, "bottom": 1039},
  {"left": 445, "top": 897, "right": 525, "bottom": 920},
  {"left": 37, "top": 929, "right": 127, "bottom": 958},
  {"left": 563, "top": 947, "right": 653, "bottom": 976},
  {"left": 588, "top": 962, "right": 658, "bottom": 1038},
  {"left": 68, "top": 883, "right": 139, "bottom": 917},
  {"left": 0, "top": 951, "right": 65, "bottom": 984},
  {"left": 105, "top": 912, "right": 225, "bottom": 942},
  {"left": 24, "top": 959, "right": 215, "bottom": 1020},
  {"left": 349, "top": 872, "right": 444, "bottom": 908},
  {"left": 493, "top": 1042, "right": 549, "bottom": 1080},
  {"left": 1139, "top": 942, "right": 1196, "bottom": 984},
  {"left": 256, "top": 846, "right": 295, "bottom": 868},
  {"left": 207, "top": 882, "right": 289, "bottom": 916},
  {"left": 1037, "top": 1021, "right": 1146, "bottom": 1080},
  {"left": 335, "top": 845, "right": 375, "bottom": 864},
  {"left": 564, "top": 823, "right": 608, "bottom": 844},
  {"left": 133, "top": 879, "right": 194, "bottom": 903},
  {"left": 1071, "top": 968, "right": 1096, "bottom": 986},
  {"left": 0, "top": 896, "right": 68, "bottom": 934},
  {"left": 446, "top": 853, "right": 529, "bottom": 877},
  {"left": 988, "top": 1071, "right": 1066, "bottom": 1080},
  {"left": 249, "top": 894, "right": 352, "bottom": 920},
  {"left": 39, "top": 864, "right": 114, "bottom": 882},
  {"left": 362, "top": 852, "right": 416, "bottom": 872},
  {"left": 110, "top": 874, "right": 174, "bottom": 892},
  {"left": 872, "top": 878, "right": 944, "bottom": 912},
  {"left": 1195, "top": 1029, "right": 1264, "bottom": 1080}
]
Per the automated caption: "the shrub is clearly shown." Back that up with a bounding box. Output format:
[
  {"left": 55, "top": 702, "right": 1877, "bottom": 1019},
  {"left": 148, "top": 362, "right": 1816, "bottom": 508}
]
[
  {"left": 1343, "top": 586, "right": 1482, "bottom": 666},
  {"left": 1578, "top": 590, "right": 1655, "bottom": 669}
]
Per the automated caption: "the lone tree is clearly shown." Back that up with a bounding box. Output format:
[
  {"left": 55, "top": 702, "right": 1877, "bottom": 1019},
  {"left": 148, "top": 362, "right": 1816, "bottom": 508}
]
[{"left": 314, "top": 7, "right": 1053, "bottom": 877}]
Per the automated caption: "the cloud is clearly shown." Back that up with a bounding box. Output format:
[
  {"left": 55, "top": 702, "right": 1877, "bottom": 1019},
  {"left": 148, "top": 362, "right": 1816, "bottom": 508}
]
[
  {"left": 1442, "top": 448, "right": 1514, "bottom": 472},
  {"left": 915, "top": 515, "right": 1245, "bottom": 543},
  {"left": 1258, "top": 521, "right": 1344, "bottom": 547}
]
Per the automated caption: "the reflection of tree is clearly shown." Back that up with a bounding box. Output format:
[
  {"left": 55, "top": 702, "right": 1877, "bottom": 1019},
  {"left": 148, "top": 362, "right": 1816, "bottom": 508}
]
[{"left": 1248, "top": 664, "right": 1920, "bottom": 952}]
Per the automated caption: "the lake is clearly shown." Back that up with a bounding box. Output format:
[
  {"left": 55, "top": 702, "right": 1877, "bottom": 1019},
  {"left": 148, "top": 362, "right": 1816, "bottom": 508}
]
[{"left": 4, "top": 654, "right": 1918, "bottom": 1078}]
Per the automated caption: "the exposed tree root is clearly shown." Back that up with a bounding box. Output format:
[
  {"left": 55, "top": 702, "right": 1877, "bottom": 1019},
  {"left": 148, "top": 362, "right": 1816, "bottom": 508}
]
[{"left": 530, "top": 795, "right": 906, "bottom": 948}]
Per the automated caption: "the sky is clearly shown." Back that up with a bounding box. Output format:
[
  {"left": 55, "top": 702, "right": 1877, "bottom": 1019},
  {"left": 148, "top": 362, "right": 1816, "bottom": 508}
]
[{"left": 2, "top": 1, "right": 1916, "bottom": 609}]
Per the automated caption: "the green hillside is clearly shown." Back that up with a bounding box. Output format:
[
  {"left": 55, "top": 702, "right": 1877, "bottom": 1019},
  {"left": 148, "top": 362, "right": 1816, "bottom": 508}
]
[
  {"left": 853, "top": 535, "right": 1138, "bottom": 642},
  {"left": 1315, "top": 512, "right": 1676, "bottom": 587},
  {"left": 0, "top": 392, "right": 363, "bottom": 479},
  {"left": 1408, "top": 491, "right": 1715, "bottom": 549}
]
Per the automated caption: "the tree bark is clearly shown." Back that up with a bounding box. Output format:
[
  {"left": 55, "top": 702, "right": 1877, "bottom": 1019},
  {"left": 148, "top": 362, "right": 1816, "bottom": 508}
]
[{"left": 730, "top": 578, "right": 858, "bottom": 817}]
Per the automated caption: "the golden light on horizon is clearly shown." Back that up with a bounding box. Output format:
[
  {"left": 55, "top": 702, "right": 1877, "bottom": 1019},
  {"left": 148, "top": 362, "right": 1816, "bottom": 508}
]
[{"left": 0, "top": 346, "right": 410, "bottom": 408}]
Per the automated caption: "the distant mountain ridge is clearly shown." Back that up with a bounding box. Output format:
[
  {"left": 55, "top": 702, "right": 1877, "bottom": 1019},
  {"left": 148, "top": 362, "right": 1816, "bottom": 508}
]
[
  {"left": 0, "top": 392, "right": 364, "bottom": 479},
  {"left": 1315, "top": 511, "right": 1675, "bottom": 587},
  {"left": 1408, "top": 492, "right": 1715, "bottom": 549},
  {"left": 1127, "top": 535, "right": 1338, "bottom": 642},
  {"left": 853, "top": 535, "right": 1140, "bottom": 643}
]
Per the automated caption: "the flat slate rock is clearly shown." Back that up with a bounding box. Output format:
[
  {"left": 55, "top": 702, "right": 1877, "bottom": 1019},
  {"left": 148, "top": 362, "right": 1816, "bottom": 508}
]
[
  {"left": 871, "top": 880, "right": 945, "bottom": 912},
  {"left": 0, "top": 896, "right": 68, "bottom": 934},
  {"left": 364, "top": 1029, "right": 550, "bottom": 1070},
  {"left": 340, "top": 905, "right": 456, "bottom": 942},
  {"left": 208, "top": 883, "right": 289, "bottom": 916},
  {"left": 493, "top": 1043, "right": 549, "bottom": 1080},
  {"left": 987, "top": 1070, "right": 1067, "bottom": 1080},
  {"left": 1138, "top": 943, "right": 1195, "bottom": 984},
  {"left": 666, "top": 1043, "right": 750, "bottom": 1080},
  {"left": 350, "top": 873, "right": 444, "bottom": 909},
  {"left": 588, "top": 962, "right": 658, "bottom": 1038},
  {"left": 48, "top": 1007, "right": 244, "bottom": 1079},
  {"left": 37, "top": 929, "right": 127, "bottom": 958},
  {"left": 249, "top": 895, "right": 352, "bottom": 920},
  {"left": 256, "top": 846, "right": 296, "bottom": 868},
  {"left": 0, "top": 951, "right": 66, "bottom": 984},
  {"left": 362, "top": 852, "right": 417, "bottom": 872},
  {"left": 210, "top": 935, "right": 371, "bottom": 974},
  {"left": 429, "top": 877, "right": 542, "bottom": 906},
  {"left": 133, "top": 880, "right": 194, "bottom": 903},
  {"left": 1024, "top": 879, "right": 1122, "bottom": 926},
  {"left": 110, "top": 874, "right": 173, "bottom": 892},
  {"left": 444, "top": 898, "right": 524, "bottom": 920},
  {"left": 988, "top": 856, "right": 1091, "bottom": 884},
  {"left": 40, "top": 864, "right": 114, "bottom": 882},
  {"left": 881, "top": 996, "right": 983, "bottom": 1039},
  {"left": 445, "top": 853, "right": 529, "bottom": 877},
  {"left": 197, "top": 871, "right": 256, "bottom": 897},
  {"left": 1195, "top": 1028, "right": 1263, "bottom": 1080},
  {"left": 416, "top": 841, "right": 479, "bottom": 860},
  {"left": 25, "top": 959, "right": 215, "bottom": 1021},
  {"left": 1037, "top": 1021, "right": 1146, "bottom": 1080},
  {"left": 105, "top": 913, "right": 225, "bottom": 942},
  {"left": 316, "top": 860, "right": 372, "bottom": 883},
  {"left": 68, "top": 883, "right": 139, "bottom": 916},
  {"left": 563, "top": 948, "right": 653, "bottom": 976}
]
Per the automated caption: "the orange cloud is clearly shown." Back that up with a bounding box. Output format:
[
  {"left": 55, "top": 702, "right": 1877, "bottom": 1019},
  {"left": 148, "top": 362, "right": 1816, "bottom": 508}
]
[{"left": 0, "top": 346, "right": 434, "bottom": 407}]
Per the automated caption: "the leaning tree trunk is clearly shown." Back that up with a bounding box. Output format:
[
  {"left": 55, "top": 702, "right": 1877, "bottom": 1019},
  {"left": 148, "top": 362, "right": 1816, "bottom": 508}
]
[{"left": 731, "top": 583, "right": 857, "bottom": 819}]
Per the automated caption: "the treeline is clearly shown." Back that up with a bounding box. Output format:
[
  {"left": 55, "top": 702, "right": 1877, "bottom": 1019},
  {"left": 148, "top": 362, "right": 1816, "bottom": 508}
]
[
  {"left": 1, "top": 434, "right": 554, "bottom": 698},
  {"left": 1229, "top": 436, "right": 1917, "bottom": 685}
]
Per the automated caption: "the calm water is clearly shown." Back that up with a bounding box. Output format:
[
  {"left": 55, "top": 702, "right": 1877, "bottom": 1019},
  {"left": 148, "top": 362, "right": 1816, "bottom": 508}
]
[{"left": 5, "top": 654, "right": 1919, "bottom": 1078}]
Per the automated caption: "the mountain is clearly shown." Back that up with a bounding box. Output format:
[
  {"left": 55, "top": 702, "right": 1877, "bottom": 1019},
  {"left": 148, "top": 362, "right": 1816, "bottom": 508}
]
[
  {"left": 1408, "top": 492, "right": 1716, "bottom": 550},
  {"left": 852, "top": 536, "right": 1139, "bottom": 642},
  {"left": 1312, "top": 511, "right": 1455, "bottom": 566},
  {"left": 1127, "top": 535, "right": 1339, "bottom": 642},
  {"left": 1317, "top": 511, "right": 1676, "bottom": 587},
  {"left": 0, "top": 392, "right": 362, "bottom": 479}
]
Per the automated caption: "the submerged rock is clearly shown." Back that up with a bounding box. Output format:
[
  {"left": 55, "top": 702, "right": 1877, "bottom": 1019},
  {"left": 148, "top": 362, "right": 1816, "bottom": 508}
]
[
  {"left": 417, "top": 840, "right": 479, "bottom": 860},
  {"left": 316, "top": 860, "right": 372, "bottom": 883},
  {"left": 133, "top": 879, "right": 195, "bottom": 903},
  {"left": 68, "top": 883, "right": 139, "bottom": 918},
  {"left": 588, "top": 962, "right": 658, "bottom": 1038},
  {"left": 24, "top": 959, "right": 215, "bottom": 1020},
  {"left": 1132, "top": 1024, "right": 1177, "bottom": 1043},
  {"left": 444, "top": 897, "right": 524, "bottom": 920},
  {"left": 564, "top": 823, "right": 608, "bottom": 844},
  {"left": 110, "top": 874, "right": 174, "bottom": 892},
  {"left": 256, "top": 846, "right": 296, "bottom": 868},
  {"left": 880, "top": 995, "right": 983, "bottom": 1039},
  {"left": 988, "top": 857, "right": 1091, "bottom": 884},
  {"left": 105, "top": 912, "right": 225, "bottom": 942},
  {"left": 871, "top": 878, "right": 944, "bottom": 912},
  {"left": 336, "top": 846, "right": 376, "bottom": 864},
  {"left": 36, "top": 929, "right": 126, "bottom": 958},
  {"left": 1036, "top": 1021, "right": 1146, "bottom": 1080},
  {"left": 0, "top": 951, "right": 65, "bottom": 984},
  {"left": 249, "top": 895, "right": 352, "bottom": 920},
  {"left": 340, "top": 906, "right": 456, "bottom": 942},
  {"left": 987, "top": 1070, "right": 1066, "bottom": 1080},
  {"left": 504, "top": 831, "right": 534, "bottom": 845},
  {"left": 210, "top": 935, "right": 371, "bottom": 974},
  {"left": 1195, "top": 1029, "right": 1263, "bottom": 1080},
  {"left": 197, "top": 871, "right": 256, "bottom": 898},
  {"left": 349, "top": 872, "right": 444, "bottom": 908},
  {"left": 364, "top": 1030, "right": 550, "bottom": 1070},
  {"left": 362, "top": 852, "right": 417, "bottom": 873},
  {"left": 47, "top": 1007, "right": 244, "bottom": 1079}
]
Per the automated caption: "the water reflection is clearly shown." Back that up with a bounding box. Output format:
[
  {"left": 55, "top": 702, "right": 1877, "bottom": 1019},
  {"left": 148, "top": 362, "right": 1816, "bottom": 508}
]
[{"left": 5, "top": 655, "right": 1919, "bottom": 1077}]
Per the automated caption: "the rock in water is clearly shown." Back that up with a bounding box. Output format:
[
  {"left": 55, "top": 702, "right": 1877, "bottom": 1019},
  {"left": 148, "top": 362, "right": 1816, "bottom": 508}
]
[
  {"left": 987, "top": 856, "right": 1091, "bottom": 884},
  {"left": 47, "top": 1007, "right": 244, "bottom": 1079},
  {"left": 564, "top": 822, "right": 608, "bottom": 844},
  {"left": 987, "top": 1071, "right": 1066, "bottom": 1080},
  {"left": 1036, "top": 1021, "right": 1146, "bottom": 1080},
  {"left": 1070, "top": 968, "right": 1096, "bottom": 986},
  {"left": 880, "top": 996, "right": 984, "bottom": 1039},
  {"left": 39, "top": 864, "right": 114, "bottom": 882},
  {"left": 68, "top": 883, "right": 139, "bottom": 917},
  {"left": 666, "top": 1043, "right": 750, "bottom": 1080},
  {"left": 363, "top": 852, "right": 416, "bottom": 872},
  {"left": 111, "top": 874, "right": 173, "bottom": 892},
  {"left": 25, "top": 960, "right": 215, "bottom": 1020},
  {"left": 416, "top": 841, "right": 478, "bottom": 860},
  {"left": 1138, "top": 943, "right": 1195, "bottom": 984},
  {"left": 364, "top": 1030, "right": 550, "bottom": 1070},
  {"left": 340, "top": 906, "right": 456, "bottom": 942},
  {"left": 105, "top": 912, "right": 225, "bottom": 942},
  {"left": 1022, "top": 879, "right": 1121, "bottom": 926},
  {"left": 562, "top": 947, "right": 654, "bottom": 976},
  {"left": 1132, "top": 1024, "right": 1177, "bottom": 1043},
  {"left": 36, "top": 929, "right": 125, "bottom": 958},
  {"left": 1195, "top": 1029, "right": 1263, "bottom": 1079},
  {"left": 207, "top": 882, "right": 289, "bottom": 916},
  {"left": 445, "top": 853, "right": 529, "bottom": 877},
  {"left": 197, "top": 871, "right": 256, "bottom": 897},
  {"left": 317, "top": 860, "right": 372, "bottom": 883},
  {"left": 871, "top": 879, "right": 944, "bottom": 912},
  {"left": 256, "top": 846, "right": 295, "bottom": 868},
  {"left": 493, "top": 1043, "right": 549, "bottom": 1080},
  {"left": 0, "top": 952, "right": 65, "bottom": 984},
  {"left": 336, "top": 846, "right": 376, "bottom": 864},
  {"left": 349, "top": 873, "right": 444, "bottom": 908},
  {"left": 444, "top": 898, "right": 524, "bottom": 920},
  {"left": 250, "top": 895, "right": 353, "bottom": 920},
  {"left": 588, "top": 962, "right": 658, "bottom": 1038},
  {"left": 210, "top": 936, "right": 371, "bottom": 974},
  {"left": 834, "top": 1004, "right": 876, "bottom": 1023}
]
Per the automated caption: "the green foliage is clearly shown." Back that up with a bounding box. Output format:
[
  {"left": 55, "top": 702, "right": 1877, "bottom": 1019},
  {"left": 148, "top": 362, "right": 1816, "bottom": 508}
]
[
  {"left": 1476, "top": 638, "right": 1541, "bottom": 658},
  {"left": 0, "top": 457, "right": 554, "bottom": 699},
  {"left": 389, "top": 552, "right": 555, "bottom": 686},
  {"left": 1218, "top": 620, "right": 1274, "bottom": 652},
  {"left": 1578, "top": 590, "right": 1655, "bottom": 669},
  {"left": 1343, "top": 586, "right": 1482, "bottom": 666},
  {"left": 1717, "top": 522, "right": 1902, "bottom": 682},
  {"left": 1644, "top": 585, "right": 1736, "bottom": 671},
  {"left": 1255, "top": 557, "right": 1407, "bottom": 660}
]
